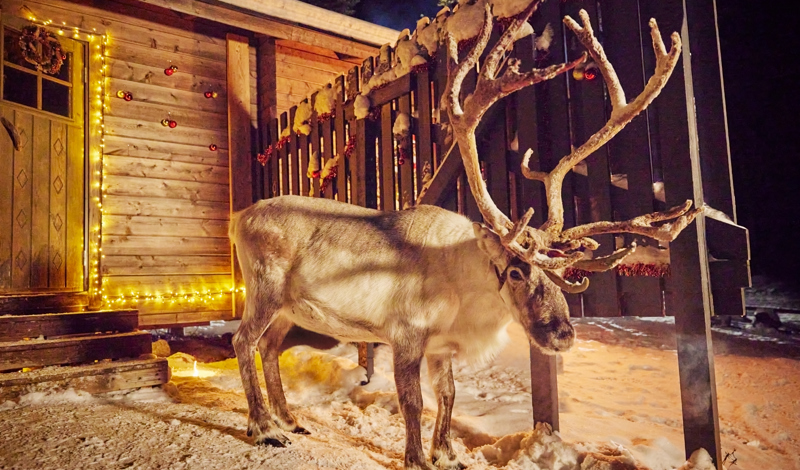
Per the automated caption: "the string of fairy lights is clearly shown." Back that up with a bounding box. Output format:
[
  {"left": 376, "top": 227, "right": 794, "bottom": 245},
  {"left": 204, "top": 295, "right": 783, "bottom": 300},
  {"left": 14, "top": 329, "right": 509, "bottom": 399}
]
[{"left": 23, "top": 9, "right": 239, "bottom": 308}]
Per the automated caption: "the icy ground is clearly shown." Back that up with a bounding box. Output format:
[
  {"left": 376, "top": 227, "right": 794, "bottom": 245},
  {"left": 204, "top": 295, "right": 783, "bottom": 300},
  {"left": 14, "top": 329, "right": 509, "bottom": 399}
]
[{"left": 1, "top": 317, "right": 798, "bottom": 470}]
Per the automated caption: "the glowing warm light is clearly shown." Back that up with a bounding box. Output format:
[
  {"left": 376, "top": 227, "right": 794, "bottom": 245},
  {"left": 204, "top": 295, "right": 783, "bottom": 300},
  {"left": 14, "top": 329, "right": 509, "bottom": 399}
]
[{"left": 193, "top": 361, "right": 199, "bottom": 377}]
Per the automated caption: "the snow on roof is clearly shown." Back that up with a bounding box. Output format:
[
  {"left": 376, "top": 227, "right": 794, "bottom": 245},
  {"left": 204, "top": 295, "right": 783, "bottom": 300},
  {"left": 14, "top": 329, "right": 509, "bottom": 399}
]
[{"left": 217, "top": 0, "right": 399, "bottom": 47}]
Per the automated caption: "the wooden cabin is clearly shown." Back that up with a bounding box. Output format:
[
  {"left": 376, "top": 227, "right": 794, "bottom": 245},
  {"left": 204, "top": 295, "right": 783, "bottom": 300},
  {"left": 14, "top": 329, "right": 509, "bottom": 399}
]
[{"left": 0, "top": 0, "right": 398, "bottom": 327}]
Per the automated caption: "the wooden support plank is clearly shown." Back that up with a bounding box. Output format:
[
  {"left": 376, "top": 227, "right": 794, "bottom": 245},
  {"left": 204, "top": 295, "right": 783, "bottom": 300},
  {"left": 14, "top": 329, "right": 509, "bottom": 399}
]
[
  {"left": 310, "top": 93, "right": 322, "bottom": 199},
  {"left": 299, "top": 108, "right": 311, "bottom": 197},
  {"left": 227, "top": 33, "right": 254, "bottom": 212},
  {"left": 0, "top": 331, "right": 152, "bottom": 372},
  {"left": 0, "top": 292, "right": 89, "bottom": 315},
  {"left": 335, "top": 76, "right": 348, "bottom": 202},
  {"left": 106, "top": 99, "right": 227, "bottom": 131},
  {"left": 103, "top": 235, "right": 230, "bottom": 256},
  {"left": 66, "top": 66, "right": 86, "bottom": 292},
  {"left": 49, "top": 121, "right": 67, "bottom": 289},
  {"left": 132, "top": 293, "right": 233, "bottom": 316},
  {"left": 103, "top": 194, "right": 229, "bottom": 220},
  {"left": 11, "top": 111, "right": 33, "bottom": 290},
  {"left": 104, "top": 135, "right": 229, "bottom": 167},
  {"left": 0, "top": 310, "right": 139, "bottom": 342},
  {"left": 321, "top": 110, "right": 334, "bottom": 199},
  {"left": 279, "top": 113, "right": 290, "bottom": 196},
  {"left": 30, "top": 115, "right": 50, "bottom": 289},
  {"left": 415, "top": 69, "right": 433, "bottom": 201},
  {"left": 107, "top": 58, "right": 226, "bottom": 94},
  {"left": 105, "top": 115, "right": 227, "bottom": 148},
  {"left": 398, "top": 94, "right": 414, "bottom": 209},
  {"left": 103, "top": 215, "right": 229, "bottom": 238},
  {"left": 102, "top": 255, "right": 231, "bottom": 276},
  {"left": 267, "top": 119, "right": 280, "bottom": 198},
  {"left": 596, "top": 0, "right": 660, "bottom": 317},
  {"left": 484, "top": 111, "right": 509, "bottom": 214},
  {"left": 288, "top": 106, "right": 300, "bottom": 195},
  {"left": 102, "top": 274, "right": 232, "bottom": 295},
  {"left": 379, "top": 101, "right": 395, "bottom": 211},
  {"left": 645, "top": 0, "right": 722, "bottom": 464},
  {"left": 135, "top": 0, "right": 378, "bottom": 58},
  {"left": 103, "top": 155, "right": 229, "bottom": 185},
  {"left": 0, "top": 106, "right": 14, "bottom": 290},
  {"left": 0, "top": 358, "right": 170, "bottom": 402},
  {"left": 104, "top": 175, "right": 229, "bottom": 203}
]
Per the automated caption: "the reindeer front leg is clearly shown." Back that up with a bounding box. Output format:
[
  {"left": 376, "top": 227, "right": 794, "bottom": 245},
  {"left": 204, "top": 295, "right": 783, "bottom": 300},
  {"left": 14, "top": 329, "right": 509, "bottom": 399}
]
[
  {"left": 257, "top": 315, "right": 309, "bottom": 434},
  {"left": 394, "top": 346, "right": 435, "bottom": 470},
  {"left": 426, "top": 353, "right": 464, "bottom": 470},
  {"left": 232, "top": 271, "right": 291, "bottom": 448}
]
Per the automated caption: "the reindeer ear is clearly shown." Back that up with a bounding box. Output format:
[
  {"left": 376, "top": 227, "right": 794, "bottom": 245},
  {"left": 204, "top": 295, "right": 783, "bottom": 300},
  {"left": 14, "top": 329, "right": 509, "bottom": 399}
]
[{"left": 472, "top": 223, "right": 509, "bottom": 267}]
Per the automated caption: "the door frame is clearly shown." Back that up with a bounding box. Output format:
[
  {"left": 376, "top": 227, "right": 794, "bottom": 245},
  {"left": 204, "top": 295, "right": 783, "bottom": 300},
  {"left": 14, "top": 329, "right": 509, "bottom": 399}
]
[{"left": 0, "top": 9, "right": 103, "bottom": 312}]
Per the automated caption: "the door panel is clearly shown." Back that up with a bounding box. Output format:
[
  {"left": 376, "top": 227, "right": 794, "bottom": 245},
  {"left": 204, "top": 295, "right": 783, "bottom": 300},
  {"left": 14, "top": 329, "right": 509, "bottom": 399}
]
[{"left": 0, "top": 26, "right": 85, "bottom": 294}]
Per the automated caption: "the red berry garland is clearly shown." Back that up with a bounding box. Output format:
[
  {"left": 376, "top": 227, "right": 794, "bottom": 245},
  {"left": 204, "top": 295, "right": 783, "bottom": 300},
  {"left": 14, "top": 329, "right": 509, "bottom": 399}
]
[{"left": 19, "top": 25, "right": 65, "bottom": 75}]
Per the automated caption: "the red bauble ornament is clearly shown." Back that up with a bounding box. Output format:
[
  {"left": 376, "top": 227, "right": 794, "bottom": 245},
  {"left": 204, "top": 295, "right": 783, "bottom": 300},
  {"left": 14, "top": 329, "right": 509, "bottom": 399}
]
[
  {"left": 584, "top": 68, "right": 597, "bottom": 81},
  {"left": 164, "top": 65, "right": 178, "bottom": 76},
  {"left": 204, "top": 91, "right": 213, "bottom": 98},
  {"left": 168, "top": 120, "right": 177, "bottom": 128},
  {"left": 124, "top": 92, "right": 133, "bottom": 101},
  {"left": 209, "top": 144, "right": 218, "bottom": 151}
]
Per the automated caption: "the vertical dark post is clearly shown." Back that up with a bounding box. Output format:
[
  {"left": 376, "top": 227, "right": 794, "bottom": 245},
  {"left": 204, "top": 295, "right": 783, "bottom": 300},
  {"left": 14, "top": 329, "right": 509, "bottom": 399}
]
[
  {"left": 288, "top": 106, "right": 300, "bottom": 195},
  {"left": 268, "top": 118, "right": 279, "bottom": 198},
  {"left": 321, "top": 93, "right": 334, "bottom": 200},
  {"left": 380, "top": 101, "right": 396, "bottom": 211},
  {"left": 415, "top": 70, "right": 434, "bottom": 199},
  {"left": 256, "top": 36, "right": 277, "bottom": 200},
  {"left": 398, "top": 94, "right": 415, "bottom": 209},
  {"left": 335, "top": 76, "right": 348, "bottom": 202},
  {"left": 644, "top": 0, "right": 732, "bottom": 465},
  {"left": 512, "top": 21, "right": 560, "bottom": 431},
  {"left": 279, "top": 112, "right": 290, "bottom": 196},
  {"left": 298, "top": 101, "right": 311, "bottom": 198},
  {"left": 310, "top": 93, "right": 321, "bottom": 198}
]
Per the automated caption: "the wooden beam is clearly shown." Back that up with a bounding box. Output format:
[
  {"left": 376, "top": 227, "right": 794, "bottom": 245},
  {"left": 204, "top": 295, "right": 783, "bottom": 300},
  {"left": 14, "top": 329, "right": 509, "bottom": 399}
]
[
  {"left": 0, "top": 331, "right": 152, "bottom": 372},
  {"left": 645, "top": 0, "right": 723, "bottom": 464},
  {"left": 257, "top": 36, "right": 278, "bottom": 199},
  {"left": 0, "top": 310, "right": 138, "bottom": 341},
  {"left": 135, "top": 0, "right": 379, "bottom": 58},
  {"left": 0, "top": 357, "right": 170, "bottom": 401},
  {"left": 227, "top": 33, "right": 252, "bottom": 319}
]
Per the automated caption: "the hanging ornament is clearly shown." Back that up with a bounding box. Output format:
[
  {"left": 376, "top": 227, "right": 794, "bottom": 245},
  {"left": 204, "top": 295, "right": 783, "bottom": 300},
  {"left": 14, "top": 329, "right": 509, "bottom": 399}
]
[
  {"left": 168, "top": 120, "right": 177, "bottom": 128},
  {"left": 164, "top": 64, "right": 178, "bottom": 76},
  {"left": 572, "top": 62, "right": 598, "bottom": 81},
  {"left": 161, "top": 118, "right": 170, "bottom": 127},
  {"left": 209, "top": 144, "right": 218, "bottom": 151},
  {"left": 204, "top": 90, "right": 218, "bottom": 99},
  {"left": 584, "top": 65, "right": 598, "bottom": 81},
  {"left": 116, "top": 90, "right": 133, "bottom": 101},
  {"left": 161, "top": 112, "right": 177, "bottom": 128},
  {"left": 19, "top": 25, "right": 65, "bottom": 75}
]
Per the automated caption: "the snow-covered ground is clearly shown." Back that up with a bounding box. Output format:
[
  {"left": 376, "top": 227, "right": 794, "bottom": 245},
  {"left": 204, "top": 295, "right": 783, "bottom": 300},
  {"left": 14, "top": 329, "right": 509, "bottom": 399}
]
[{"left": 0, "top": 316, "right": 798, "bottom": 470}]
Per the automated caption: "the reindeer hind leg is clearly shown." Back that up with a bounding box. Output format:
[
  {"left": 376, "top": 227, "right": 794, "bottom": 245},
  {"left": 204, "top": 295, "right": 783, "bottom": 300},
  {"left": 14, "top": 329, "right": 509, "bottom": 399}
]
[
  {"left": 426, "top": 353, "right": 464, "bottom": 470},
  {"left": 232, "top": 260, "right": 291, "bottom": 447},
  {"left": 257, "top": 315, "right": 309, "bottom": 434}
]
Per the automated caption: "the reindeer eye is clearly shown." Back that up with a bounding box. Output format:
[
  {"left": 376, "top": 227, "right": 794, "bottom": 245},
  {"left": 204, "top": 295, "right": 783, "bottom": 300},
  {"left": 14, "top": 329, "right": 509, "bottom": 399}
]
[{"left": 509, "top": 269, "right": 524, "bottom": 282}]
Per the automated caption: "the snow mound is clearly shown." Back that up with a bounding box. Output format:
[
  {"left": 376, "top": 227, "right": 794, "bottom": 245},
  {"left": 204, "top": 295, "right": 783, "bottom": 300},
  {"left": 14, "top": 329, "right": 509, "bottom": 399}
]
[{"left": 446, "top": 0, "right": 488, "bottom": 42}]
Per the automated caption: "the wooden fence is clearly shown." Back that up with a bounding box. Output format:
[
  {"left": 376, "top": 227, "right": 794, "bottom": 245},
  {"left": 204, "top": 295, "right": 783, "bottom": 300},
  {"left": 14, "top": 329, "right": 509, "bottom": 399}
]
[
  {"left": 255, "top": 1, "right": 748, "bottom": 321},
  {"left": 254, "top": 0, "right": 750, "bottom": 463}
]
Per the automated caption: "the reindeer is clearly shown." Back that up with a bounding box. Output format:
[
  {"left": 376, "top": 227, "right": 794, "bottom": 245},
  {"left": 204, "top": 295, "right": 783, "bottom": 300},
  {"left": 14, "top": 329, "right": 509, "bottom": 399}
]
[{"left": 228, "top": 2, "right": 699, "bottom": 469}]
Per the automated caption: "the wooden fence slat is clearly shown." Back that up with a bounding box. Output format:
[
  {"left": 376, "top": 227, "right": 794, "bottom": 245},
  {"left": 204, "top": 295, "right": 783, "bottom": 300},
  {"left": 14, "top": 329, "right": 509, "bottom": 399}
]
[
  {"left": 288, "top": 106, "right": 300, "bottom": 195},
  {"left": 102, "top": 255, "right": 231, "bottom": 276},
  {"left": 398, "top": 94, "right": 414, "bottom": 209},
  {"left": 103, "top": 235, "right": 230, "bottom": 256},
  {"left": 335, "top": 76, "right": 348, "bottom": 202},
  {"left": 415, "top": 69, "right": 433, "bottom": 201},
  {"left": 321, "top": 108, "right": 334, "bottom": 199},
  {"left": 380, "top": 101, "right": 395, "bottom": 211},
  {"left": 280, "top": 112, "right": 290, "bottom": 196},
  {"left": 103, "top": 195, "right": 230, "bottom": 220},
  {"left": 310, "top": 93, "right": 322, "bottom": 199}
]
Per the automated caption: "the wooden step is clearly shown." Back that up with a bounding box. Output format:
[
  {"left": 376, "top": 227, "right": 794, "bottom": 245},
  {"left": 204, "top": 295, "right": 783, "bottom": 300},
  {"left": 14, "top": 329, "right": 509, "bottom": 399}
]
[
  {"left": 0, "top": 357, "right": 170, "bottom": 401},
  {"left": 0, "top": 331, "right": 152, "bottom": 372},
  {"left": 0, "top": 292, "right": 89, "bottom": 315},
  {"left": 0, "top": 310, "right": 139, "bottom": 342}
]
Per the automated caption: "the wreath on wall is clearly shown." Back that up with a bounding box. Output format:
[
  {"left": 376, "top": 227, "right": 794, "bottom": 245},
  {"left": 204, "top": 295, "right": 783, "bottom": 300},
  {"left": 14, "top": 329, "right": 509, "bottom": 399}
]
[{"left": 18, "top": 25, "right": 65, "bottom": 75}]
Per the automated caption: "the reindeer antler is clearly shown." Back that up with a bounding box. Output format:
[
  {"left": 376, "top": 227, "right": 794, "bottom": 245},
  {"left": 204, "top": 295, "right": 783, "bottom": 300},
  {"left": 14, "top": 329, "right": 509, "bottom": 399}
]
[{"left": 444, "top": 1, "right": 697, "bottom": 292}]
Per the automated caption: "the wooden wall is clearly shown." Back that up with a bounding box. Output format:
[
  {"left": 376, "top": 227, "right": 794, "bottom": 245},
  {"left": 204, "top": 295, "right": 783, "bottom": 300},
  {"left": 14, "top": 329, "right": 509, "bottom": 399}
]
[{"left": 0, "top": 0, "right": 375, "bottom": 327}]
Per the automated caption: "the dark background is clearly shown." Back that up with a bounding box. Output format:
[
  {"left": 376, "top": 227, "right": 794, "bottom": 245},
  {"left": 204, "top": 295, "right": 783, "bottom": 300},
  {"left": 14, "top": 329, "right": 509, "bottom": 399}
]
[{"left": 348, "top": 0, "right": 800, "bottom": 289}]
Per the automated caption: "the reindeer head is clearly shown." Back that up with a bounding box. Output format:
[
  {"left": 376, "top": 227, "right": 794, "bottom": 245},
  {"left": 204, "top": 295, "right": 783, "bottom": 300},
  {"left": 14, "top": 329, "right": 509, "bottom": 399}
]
[{"left": 446, "top": 1, "right": 702, "bottom": 353}]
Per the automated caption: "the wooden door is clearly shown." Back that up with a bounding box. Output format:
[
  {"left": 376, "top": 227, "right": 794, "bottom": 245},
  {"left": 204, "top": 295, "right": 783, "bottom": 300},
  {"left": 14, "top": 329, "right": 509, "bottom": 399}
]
[{"left": 0, "top": 18, "right": 86, "bottom": 294}]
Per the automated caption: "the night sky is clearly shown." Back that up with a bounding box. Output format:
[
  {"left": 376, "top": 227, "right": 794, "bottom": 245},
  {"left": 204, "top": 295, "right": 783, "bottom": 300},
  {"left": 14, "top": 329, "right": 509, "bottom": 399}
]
[{"left": 350, "top": 0, "right": 800, "bottom": 288}]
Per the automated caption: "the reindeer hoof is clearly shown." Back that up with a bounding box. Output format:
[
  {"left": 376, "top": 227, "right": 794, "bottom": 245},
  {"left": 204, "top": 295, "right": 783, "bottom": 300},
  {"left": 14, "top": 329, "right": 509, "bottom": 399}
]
[
  {"left": 432, "top": 453, "right": 465, "bottom": 470},
  {"left": 258, "top": 436, "right": 290, "bottom": 447},
  {"left": 291, "top": 426, "right": 310, "bottom": 435}
]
